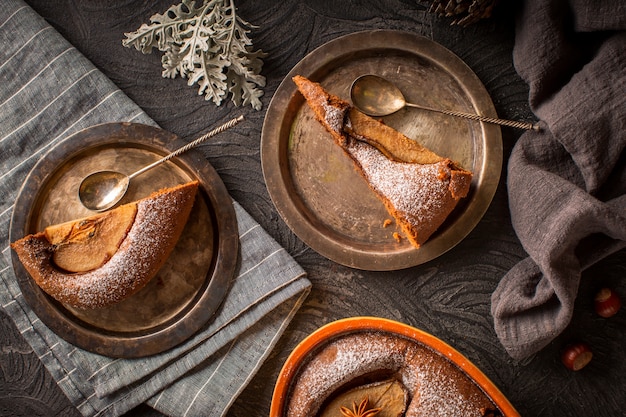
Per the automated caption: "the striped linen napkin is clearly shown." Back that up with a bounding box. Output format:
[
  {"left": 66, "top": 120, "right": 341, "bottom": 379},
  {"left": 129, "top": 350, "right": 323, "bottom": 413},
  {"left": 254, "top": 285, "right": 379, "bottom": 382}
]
[{"left": 0, "top": 1, "right": 310, "bottom": 416}]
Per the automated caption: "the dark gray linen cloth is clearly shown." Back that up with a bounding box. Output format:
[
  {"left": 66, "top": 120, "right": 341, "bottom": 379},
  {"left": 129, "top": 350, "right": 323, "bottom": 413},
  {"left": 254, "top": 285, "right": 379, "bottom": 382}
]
[
  {"left": 491, "top": 0, "right": 626, "bottom": 360},
  {"left": 0, "top": 1, "right": 310, "bottom": 416}
]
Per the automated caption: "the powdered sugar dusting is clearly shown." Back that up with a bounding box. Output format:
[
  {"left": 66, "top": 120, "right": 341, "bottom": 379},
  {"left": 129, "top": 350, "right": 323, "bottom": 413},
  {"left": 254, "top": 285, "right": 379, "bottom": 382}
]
[
  {"left": 294, "top": 75, "right": 470, "bottom": 246},
  {"left": 322, "top": 101, "right": 346, "bottom": 134},
  {"left": 347, "top": 140, "right": 453, "bottom": 233},
  {"left": 287, "top": 333, "right": 409, "bottom": 417},
  {"left": 14, "top": 183, "right": 197, "bottom": 309},
  {"left": 286, "top": 331, "right": 496, "bottom": 417},
  {"left": 405, "top": 351, "right": 492, "bottom": 417}
]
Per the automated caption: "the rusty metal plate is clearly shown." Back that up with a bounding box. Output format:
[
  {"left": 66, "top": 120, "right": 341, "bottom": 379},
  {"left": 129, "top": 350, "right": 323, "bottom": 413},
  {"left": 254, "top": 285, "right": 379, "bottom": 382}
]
[
  {"left": 261, "top": 30, "right": 502, "bottom": 270},
  {"left": 9, "top": 122, "right": 239, "bottom": 358}
]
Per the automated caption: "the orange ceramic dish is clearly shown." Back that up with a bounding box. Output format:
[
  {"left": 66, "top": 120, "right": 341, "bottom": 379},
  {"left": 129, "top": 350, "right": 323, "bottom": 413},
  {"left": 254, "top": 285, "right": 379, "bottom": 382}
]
[{"left": 270, "top": 317, "right": 519, "bottom": 417}]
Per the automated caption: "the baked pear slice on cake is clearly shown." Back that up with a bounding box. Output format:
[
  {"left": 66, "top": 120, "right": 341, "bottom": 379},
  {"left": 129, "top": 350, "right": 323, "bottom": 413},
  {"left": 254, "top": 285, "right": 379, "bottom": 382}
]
[
  {"left": 319, "top": 379, "right": 409, "bottom": 417},
  {"left": 293, "top": 75, "right": 472, "bottom": 248},
  {"left": 11, "top": 181, "right": 199, "bottom": 309},
  {"left": 45, "top": 203, "right": 138, "bottom": 273}
]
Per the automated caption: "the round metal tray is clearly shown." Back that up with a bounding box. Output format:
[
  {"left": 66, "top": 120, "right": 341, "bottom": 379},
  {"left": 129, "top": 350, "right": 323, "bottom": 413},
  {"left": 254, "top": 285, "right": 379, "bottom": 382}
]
[
  {"left": 261, "top": 30, "right": 502, "bottom": 270},
  {"left": 9, "top": 122, "right": 239, "bottom": 358}
]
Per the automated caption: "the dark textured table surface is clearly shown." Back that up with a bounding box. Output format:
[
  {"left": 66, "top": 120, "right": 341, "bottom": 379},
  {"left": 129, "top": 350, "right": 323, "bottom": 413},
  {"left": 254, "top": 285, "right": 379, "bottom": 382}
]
[{"left": 2, "top": 1, "right": 625, "bottom": 416}]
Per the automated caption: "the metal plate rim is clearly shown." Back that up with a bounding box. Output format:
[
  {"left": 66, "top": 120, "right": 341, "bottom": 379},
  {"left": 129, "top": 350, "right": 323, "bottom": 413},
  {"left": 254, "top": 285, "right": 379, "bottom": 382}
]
[
  {"left": 9, "top": 122, "right": 239, "bottom": 358},
  {"left": 261, "top": 29, "right": 502, "bottom": 270}
]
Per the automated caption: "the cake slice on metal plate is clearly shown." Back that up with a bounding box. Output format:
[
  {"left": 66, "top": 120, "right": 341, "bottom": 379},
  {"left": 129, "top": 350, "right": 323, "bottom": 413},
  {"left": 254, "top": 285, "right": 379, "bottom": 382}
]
[
  {"left": 11, "top": 181, "right": 199, "bottom": 309},
  {"left": 293, "top": 75, "right": 472, "bottom": 249}
]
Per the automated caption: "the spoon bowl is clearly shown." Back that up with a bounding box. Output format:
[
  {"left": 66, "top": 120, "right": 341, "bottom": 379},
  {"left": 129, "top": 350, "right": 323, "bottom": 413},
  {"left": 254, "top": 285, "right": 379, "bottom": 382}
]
[
  {"left": 79, "top": 171, "right": 130, "bottom": 212},
  {"left": 350, "top": 74, "right": 540, "bottom": 131},
  {"left": 78, "top": 115, "right": 243, "bottom": 211},
  {"left": 350, "top": 74, "right": 407, "bottom": 116}
]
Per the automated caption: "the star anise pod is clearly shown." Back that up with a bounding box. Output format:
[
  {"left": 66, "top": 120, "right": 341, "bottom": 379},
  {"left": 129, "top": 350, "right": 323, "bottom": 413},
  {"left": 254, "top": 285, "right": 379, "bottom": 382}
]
[{"left": 340, "top": 397, "right": 382, "bottom": 417}]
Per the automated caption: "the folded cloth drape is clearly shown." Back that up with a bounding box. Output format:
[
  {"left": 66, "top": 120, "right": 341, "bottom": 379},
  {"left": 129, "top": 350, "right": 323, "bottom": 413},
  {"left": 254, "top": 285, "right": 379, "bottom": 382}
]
[
  {"left": 491, "top": 0, "right": 626, "bottom": 360},
  {"left": 0, "top": 1, "right": 311, "bottom": 416}
]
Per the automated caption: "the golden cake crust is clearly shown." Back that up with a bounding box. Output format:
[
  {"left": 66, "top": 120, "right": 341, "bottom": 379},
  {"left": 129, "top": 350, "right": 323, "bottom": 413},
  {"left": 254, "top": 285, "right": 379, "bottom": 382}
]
[
  {"left": 293, "top": 75, "right": 472, "bottom": 248},
  {"left": 11, "top": 181, "right": 199, "bottom": 309},
  {"left": 286, "top": 331, "right": 497, "bottom": 417},
  {"left": 345, "top": 108, "right": 444, "bottom": 165}
]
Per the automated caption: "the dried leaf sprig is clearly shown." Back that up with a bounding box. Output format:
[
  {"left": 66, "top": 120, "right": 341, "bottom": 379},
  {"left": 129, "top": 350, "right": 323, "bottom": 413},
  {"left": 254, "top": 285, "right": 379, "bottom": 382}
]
[{"left": 123, "top": 0, "right": 267, "bottom": 110}]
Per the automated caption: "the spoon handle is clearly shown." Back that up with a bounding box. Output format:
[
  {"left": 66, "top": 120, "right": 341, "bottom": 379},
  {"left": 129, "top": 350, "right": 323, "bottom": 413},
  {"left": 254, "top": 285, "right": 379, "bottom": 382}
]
[
  {"left": 405, "top": 103, "right": 540, "bottom": 131},
  {"left": 129, "top": 115, "right": 244, "bottom": 180}
]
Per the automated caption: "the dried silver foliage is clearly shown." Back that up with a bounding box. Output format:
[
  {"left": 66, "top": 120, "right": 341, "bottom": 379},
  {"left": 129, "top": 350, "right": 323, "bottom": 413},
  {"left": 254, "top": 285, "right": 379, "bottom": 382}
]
[{"left": 123, "top": 0, "right": 266, "bottom": 110}]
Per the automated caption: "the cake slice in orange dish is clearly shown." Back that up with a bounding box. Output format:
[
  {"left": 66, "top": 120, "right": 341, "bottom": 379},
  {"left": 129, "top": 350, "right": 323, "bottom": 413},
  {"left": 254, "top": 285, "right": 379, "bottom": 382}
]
[
  {"left": 293, "top": 75, "right": 472, "bottom": 249},
  {"left": 11, "top": 181, "right": 199, "bottom": 309}
]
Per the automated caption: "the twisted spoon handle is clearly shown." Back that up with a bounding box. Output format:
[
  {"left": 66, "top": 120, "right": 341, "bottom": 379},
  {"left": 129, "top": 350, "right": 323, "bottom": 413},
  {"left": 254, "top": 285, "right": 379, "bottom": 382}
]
[
  {"left": 129, "top": 115, "right": 244, "bottom": 180},
  {"left": 405, "top": 103, "right": 540, "bottom": 131}
]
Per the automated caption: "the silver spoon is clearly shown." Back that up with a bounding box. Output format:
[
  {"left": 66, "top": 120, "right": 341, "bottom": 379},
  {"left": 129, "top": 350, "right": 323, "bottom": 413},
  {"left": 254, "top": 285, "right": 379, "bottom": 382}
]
[
  {"left": 350, "top": 74, "right": 540, "bottom": 131},
  {"left": 79, "top": 115, "right": 244, "bottom": 212}
]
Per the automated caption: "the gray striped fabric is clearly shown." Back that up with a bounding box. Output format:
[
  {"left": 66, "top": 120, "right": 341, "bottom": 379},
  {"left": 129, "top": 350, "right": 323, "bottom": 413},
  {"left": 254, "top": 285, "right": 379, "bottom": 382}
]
[{"left": 0, "top": 1, "right": 310, "bottom": 416}]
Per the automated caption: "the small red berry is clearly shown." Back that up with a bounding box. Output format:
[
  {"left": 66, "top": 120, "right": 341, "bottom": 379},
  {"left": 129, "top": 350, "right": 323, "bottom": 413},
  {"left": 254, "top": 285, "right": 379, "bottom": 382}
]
[
  {"left": 594, "top": 287, "right": 621, "bottom": 318},
  {"left": 561, "top": 342, "right": 593, "bottom": 371}
]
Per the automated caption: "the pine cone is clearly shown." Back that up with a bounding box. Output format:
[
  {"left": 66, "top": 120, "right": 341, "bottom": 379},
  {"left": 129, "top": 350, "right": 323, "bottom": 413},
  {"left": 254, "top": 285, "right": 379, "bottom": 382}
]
[{"left": 427, "top": 0, "right": 500, "bottom": 26}]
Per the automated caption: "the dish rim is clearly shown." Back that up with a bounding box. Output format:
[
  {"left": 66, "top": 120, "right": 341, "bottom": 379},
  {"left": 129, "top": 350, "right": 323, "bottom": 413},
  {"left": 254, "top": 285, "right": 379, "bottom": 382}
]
[
  {"left": 261, "top": 29, "right": 503, "bottom": 270},
  {"left": 8, "top": 122, "right": 239, "bottom": 358},
  {"left": 270, "top": 316, "right": 519, "bottom": 417}
]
